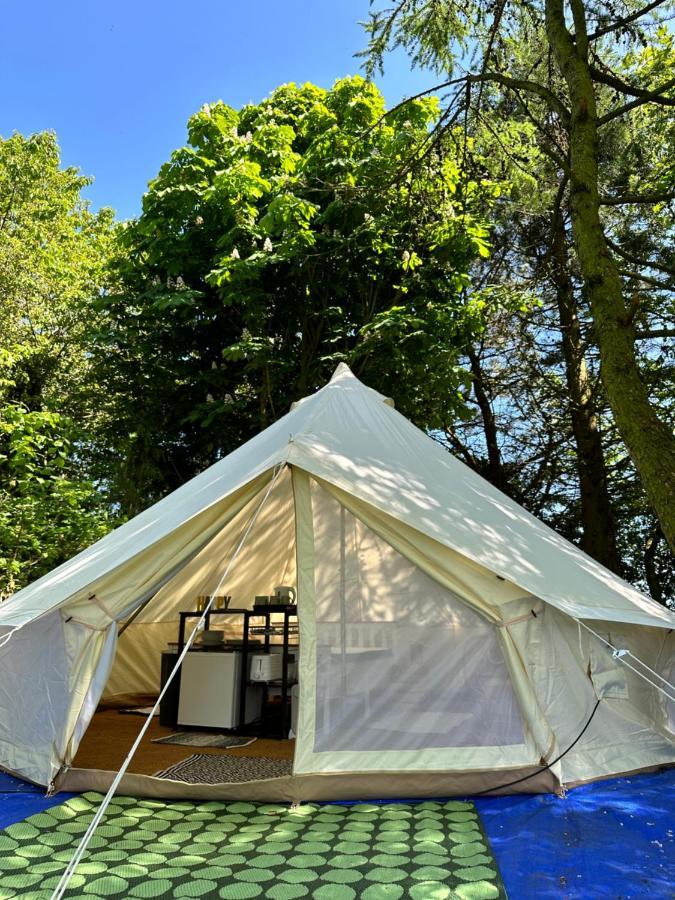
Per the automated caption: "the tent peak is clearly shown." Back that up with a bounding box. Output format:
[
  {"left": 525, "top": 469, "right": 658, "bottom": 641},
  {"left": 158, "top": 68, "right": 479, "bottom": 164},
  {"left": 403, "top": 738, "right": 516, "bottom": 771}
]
[
  {"left": 290, "top": 364, "right": 395, "bottom": 411},
  {"left": 327, "top": 363, "right": 395, "bottom": 406}
]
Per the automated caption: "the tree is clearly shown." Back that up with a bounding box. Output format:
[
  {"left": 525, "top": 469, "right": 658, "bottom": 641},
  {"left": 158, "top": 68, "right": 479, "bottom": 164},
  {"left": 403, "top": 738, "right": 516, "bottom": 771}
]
[
  {"left": 432, "top": 61, "right": 674, "bottom": 596},
  {"left": 363, "top": 1, "right": 675, "bottom": 552},
  {"left": 93, "top": 78, "right": 500, "bottom": 513},
  {"left": 0, "top": 132, "right": 114, "bottom": 597}
]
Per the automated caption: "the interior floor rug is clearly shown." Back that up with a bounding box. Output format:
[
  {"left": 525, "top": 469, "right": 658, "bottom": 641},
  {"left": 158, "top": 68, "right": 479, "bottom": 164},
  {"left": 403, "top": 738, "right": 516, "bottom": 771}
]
[
  {"left": 153, "top": 752, "right": 291, "bottom": 782},
  {"left": 0, "top": 791, "right": 506, "bottom": 899},
  {"left": 151, "top": 731, "right": 256, "bottom": 749}
]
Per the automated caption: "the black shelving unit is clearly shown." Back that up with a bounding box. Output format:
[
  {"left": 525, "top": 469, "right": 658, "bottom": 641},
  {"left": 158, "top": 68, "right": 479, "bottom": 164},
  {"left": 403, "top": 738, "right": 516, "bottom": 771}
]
[{"left": 175, "top": 605, "right": 297, "bottom": 739}]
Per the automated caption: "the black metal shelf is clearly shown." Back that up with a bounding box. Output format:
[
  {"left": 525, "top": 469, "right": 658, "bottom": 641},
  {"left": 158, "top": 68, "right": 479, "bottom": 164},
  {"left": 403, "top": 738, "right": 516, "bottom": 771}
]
[{"left": 173, "top": 605, "right": 297, "bottom": 739}]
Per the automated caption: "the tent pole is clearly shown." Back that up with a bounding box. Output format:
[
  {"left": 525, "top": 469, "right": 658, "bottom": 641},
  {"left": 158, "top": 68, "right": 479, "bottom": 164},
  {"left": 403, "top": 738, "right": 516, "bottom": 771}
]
[{"left": 339, "top": 503, "right": 347, "bottom": 697}]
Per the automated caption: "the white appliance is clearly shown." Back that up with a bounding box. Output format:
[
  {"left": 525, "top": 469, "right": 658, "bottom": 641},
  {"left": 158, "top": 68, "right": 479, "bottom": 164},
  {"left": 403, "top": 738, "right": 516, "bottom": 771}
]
[
  {"left": 249, "top": 653, "right": 283, "bottom": 682},
  {"left": 177, "top": 651, "right": 261, "bottom": 729}
]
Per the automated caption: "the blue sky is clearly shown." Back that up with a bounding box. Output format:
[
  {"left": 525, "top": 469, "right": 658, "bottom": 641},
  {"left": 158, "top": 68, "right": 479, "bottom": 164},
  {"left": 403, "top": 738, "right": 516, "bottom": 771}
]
[{"left": 1, "top": 1, "right": 432, "bottom": 219}]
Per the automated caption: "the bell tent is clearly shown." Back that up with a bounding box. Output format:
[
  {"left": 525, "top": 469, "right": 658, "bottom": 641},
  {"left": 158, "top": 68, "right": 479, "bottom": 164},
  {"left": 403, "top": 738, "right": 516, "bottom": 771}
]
[{"left": 0, "top": 364, "right": 673, "bottom": 800}]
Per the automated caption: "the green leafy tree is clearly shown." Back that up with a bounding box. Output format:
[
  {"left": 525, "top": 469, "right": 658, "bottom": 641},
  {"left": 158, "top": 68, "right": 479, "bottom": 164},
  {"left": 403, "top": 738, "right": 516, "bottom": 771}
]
[
  {"left": 363, "top": 1, "right": 675, "bottom": 553},
  {"left": 0, "top": 132, "right": 115, "bottom": 597},
  {"left": 0, "top": 377, "right": 111, "bottom": 599},
  {"left": 430, "top": 38, "right": 674, "bottom": 597},
  {"left": 94, "top": 77, "right": 500, "bottom": 512}
]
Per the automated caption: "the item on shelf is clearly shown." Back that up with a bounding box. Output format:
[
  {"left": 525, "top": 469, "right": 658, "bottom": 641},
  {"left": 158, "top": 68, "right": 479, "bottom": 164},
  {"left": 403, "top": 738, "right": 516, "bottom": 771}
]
[
  {"left": 225, "top": 638, "right": 262, "bottom": 649},
  {"left": 271, "top": 585, "right": 296, "bottom": 605},
  {"left": 249, "top": 625, "right": 299, "bottom": 636},
  {"left": 254, "top": 595, "right": 270, "bottom": 607},
  {"left": 200, "top": 629, "right": 224, "bottom": 646},
  {"left": 250, "top": 653, "right": 284, "bottom": 682},
  {"left": 196, "top": 594, "right": 231, "bottom": 611}
]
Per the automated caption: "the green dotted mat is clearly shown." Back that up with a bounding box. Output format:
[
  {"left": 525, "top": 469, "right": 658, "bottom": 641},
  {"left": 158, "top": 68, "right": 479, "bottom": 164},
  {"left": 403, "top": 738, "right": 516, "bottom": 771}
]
[{"left": 0, "top": 791, "right": 506, "bottom": 899}]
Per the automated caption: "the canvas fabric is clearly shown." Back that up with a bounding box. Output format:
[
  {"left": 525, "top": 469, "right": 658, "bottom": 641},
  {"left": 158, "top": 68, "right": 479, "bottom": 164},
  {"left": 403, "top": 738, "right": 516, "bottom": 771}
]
[{"left": 293, "top": 472, "right": 547, "bottom": 776}]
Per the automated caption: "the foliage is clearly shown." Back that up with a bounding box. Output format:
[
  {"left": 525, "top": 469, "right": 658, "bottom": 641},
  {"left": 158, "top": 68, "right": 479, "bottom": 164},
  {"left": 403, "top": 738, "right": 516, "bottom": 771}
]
[
  {"left": 362, "top": 0, "right": 675, "bottom": 563},
  {"left": 94, "top": 77, "right": 501, "bottom": 512},
  {"left": 0, "top": 387, "right": 111, "bottom": 599},
  {"left": 0, "top": 132, "right": 115, "bottom": 597}
]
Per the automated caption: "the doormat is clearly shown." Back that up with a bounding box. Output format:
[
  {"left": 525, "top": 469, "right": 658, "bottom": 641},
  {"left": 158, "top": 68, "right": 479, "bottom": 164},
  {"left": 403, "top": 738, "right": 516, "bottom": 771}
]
[
  {"left": 0, "top": 791, "right": 507, "bottom": 899},
  {"left": 151, "top": 731, "right": 256, "bottom": 749},
  {"left": 154, "top": 752, "right": 292, "bottom": 783}
]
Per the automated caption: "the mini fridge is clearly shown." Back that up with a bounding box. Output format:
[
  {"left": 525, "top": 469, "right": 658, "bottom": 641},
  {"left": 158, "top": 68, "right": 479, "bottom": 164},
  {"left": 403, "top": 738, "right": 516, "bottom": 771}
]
[{"left": 177, "top": 651, "right": 262, "bottom": 729}]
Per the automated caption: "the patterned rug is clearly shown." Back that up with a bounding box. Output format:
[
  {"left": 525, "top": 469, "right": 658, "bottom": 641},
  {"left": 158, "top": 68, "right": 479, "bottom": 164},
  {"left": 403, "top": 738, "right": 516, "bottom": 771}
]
[
  {"left": 152, "top": 732, "right": 257, "bottom": 749},
  {"left": 0, "top": 791, "right": 506, "bottom": 899},
  {"left": 154, "top": 753, "right": 293, "bottom": 783}
]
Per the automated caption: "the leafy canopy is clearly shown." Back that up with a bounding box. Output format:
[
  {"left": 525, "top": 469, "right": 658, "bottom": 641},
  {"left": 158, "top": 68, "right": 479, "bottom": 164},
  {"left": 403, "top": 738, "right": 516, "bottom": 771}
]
[
  {"left": 0, "top": 132, "right": 115, "bottom": 597},
  {"left": 95, "top": 77, "right": 502, "bottom": 511}
]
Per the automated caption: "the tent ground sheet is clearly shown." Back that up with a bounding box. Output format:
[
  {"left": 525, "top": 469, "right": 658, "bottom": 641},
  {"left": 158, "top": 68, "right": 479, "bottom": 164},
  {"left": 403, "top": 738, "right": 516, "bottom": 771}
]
[
  {"left": 476, "top": 769, "right": 675, "bottom": 899},
  {"left": 0, "top": 791, "right": 505, "bottom": 899}
]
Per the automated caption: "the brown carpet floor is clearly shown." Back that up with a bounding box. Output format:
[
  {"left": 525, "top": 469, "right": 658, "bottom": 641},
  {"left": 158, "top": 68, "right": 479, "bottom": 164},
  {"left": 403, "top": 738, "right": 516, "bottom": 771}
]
[{"left": 73, "top": 706, "right": 295, "bottom": 776}]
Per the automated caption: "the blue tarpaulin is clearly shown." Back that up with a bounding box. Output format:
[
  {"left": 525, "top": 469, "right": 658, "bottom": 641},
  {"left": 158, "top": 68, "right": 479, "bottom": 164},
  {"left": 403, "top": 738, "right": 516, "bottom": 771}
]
[
  {"left": 0, "top": 771, "right": 73, "bottom": 828},
  {"left": 476, "top": 769, "right": 675, "bottom": 899}
]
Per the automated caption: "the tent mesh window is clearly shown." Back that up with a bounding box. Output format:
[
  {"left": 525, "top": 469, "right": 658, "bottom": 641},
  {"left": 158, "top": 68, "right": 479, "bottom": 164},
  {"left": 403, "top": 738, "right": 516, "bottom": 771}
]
[{"left": 311, "top": 483, "right": 526, "bottom": 752}]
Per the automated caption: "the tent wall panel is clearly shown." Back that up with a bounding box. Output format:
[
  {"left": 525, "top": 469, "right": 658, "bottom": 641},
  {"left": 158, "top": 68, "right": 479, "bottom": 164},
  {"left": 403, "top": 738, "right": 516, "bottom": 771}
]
[
  {"left": 294, "top": 476, "right": 541, "bottom": 775},
  {"left": 0, "top": 612, "right": 114, "bottom": 786},
  {"left": 507, "top": 608, "right": 675, "bottom": 783},
  {"left": 317, "top": 480, "right": 555, "bottom": 761}
]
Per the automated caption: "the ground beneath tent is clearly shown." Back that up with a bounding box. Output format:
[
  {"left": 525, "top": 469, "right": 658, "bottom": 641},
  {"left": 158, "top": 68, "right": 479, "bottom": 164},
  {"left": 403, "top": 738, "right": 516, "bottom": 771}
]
[
  {"left": 73, "top": 709, "right": 295, "bottom": 776},
  {"left": 0, "top": 773, "right": 73, "bottom": 830},
  {"left": 476, "top": 768, "right": 675, "bottom": 899},
  {"left": 0, "top": 792, "right": 504, "bottom": 899}
]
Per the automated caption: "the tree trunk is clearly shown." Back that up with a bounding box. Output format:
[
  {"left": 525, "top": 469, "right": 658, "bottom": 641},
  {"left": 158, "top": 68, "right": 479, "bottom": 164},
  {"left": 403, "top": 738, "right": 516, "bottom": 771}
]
[
  {"left": 545, "top": 0, "right": 675, "bottom": 554},
  {"left": 644, "top": 526, "right": 664, "bottom": 604},
  {"left": 467, "top": 348, "right": 509, "bottom": 494},
  {"left": 550, "top": 211, "right": 622, "bottom": 573}
]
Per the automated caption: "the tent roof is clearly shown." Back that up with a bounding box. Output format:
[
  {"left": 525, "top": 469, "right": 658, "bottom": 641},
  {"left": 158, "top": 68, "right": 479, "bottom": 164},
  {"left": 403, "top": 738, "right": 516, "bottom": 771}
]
[{"left": 2, "top": 364, "right": 673, "bottom": 630}]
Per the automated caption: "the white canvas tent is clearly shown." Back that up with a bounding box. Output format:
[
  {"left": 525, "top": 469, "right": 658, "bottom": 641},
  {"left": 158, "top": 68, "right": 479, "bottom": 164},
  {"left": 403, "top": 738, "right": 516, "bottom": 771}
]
[{"left": 0, "top": 364, "right": 673, "bottom": 800}]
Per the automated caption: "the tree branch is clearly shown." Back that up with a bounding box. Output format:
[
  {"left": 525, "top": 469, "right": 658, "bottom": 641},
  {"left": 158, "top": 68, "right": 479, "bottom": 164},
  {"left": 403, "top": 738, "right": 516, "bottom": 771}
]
[
  {"left": 466, "top": 72, "right": 571, "bottom": 123},
  {"left": 370, "top": 70, "right": 570, "bottom": 138},
  {"left": 619, "top": 268, "right": 674, "bottom": 291},
  {"left": 590, "top": 63, "right": 675, "bottom": 103},
  {"left": 587, "top": 0, "right": 670, "bottom": 41},
  {"left": 600, "top": 190, "right": 675, "bottom": 205},
  {"left": 607, "top": 237, "right": 675, "bottom": 276},
  {"left": 598, "top": 78, "right": 675, "bottom": 125},
  {"left": 569, "top": 0, "right": 589, "bottom": 57},
  {"left": 635, "top": 328, "right": 675, "bottom": 340}
]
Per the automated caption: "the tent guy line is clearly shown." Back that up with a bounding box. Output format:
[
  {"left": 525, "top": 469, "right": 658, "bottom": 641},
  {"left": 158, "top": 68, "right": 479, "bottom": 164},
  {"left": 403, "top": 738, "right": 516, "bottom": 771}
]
[{"left": 576, "top": 618, "right": 675, "bottom": 702}]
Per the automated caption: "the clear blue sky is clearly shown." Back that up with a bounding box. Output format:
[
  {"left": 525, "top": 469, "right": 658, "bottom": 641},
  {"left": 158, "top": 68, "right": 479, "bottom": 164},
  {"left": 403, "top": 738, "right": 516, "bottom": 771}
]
[{"left": 1, "top": 1, "right": 432, "bottom": 219}]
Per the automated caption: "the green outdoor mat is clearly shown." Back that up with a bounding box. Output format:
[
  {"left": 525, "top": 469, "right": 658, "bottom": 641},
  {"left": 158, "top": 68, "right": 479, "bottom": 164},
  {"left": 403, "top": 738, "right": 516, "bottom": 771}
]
[{"left": 0, "top": 791, "right": 506, "bottom": 899}]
